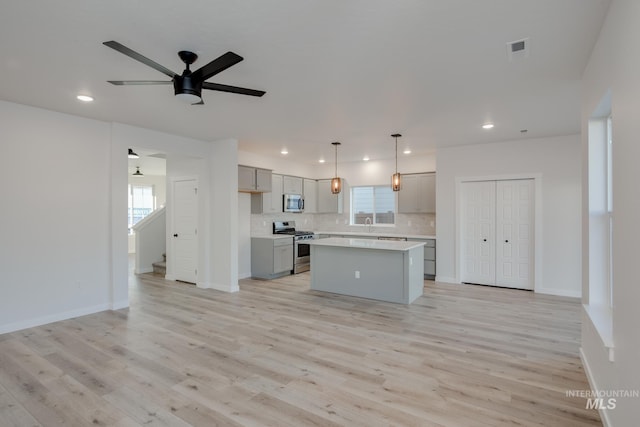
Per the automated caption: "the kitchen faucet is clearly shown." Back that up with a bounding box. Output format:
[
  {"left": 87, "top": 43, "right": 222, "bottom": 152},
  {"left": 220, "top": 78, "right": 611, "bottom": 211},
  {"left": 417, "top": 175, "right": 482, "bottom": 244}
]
[{"left": 365, "top": 217, "right": 372, "bottom": 233}]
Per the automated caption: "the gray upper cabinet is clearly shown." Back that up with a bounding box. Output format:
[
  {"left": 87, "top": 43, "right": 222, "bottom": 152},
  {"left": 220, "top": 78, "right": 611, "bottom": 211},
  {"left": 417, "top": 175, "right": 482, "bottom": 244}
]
[
  {"left": 252, "top": 173, "right": 283, "bottom": 214},
  {"left": 303, "top": 179, "right": 317, "bottom": 213},
  {"left": 317, "top": 179, "right": 345, "bottom": 213},
  {"left": 238, "top": 165, "right": 272, "bottom": 193},
  {"left": 283, "top": 175, "right": 303, "bottom": 194},
  {"left": 398, "top": 173, "right": 436, "bottom": 213}
]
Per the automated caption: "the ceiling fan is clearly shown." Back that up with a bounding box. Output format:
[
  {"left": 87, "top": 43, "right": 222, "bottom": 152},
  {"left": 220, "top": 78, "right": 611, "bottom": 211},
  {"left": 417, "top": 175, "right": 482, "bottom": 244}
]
[{"left": 103, "top": 40, "right": 266, "bottom": 105}]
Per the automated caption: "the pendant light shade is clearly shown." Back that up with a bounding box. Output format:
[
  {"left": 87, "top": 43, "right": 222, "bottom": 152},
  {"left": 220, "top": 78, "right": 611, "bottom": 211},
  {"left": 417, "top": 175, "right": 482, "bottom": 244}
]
[
  {"left": 331, "top": 141, "right": 342, "bottom": 194},
  {"left": 132, "top": 166, "right": 143, "bottom": 177},
  {"left": 391, "top": 133, "right": 402, "bottom": 191},
  {"left": 128, "top": 148, "right": 139, "bottom": 159}
]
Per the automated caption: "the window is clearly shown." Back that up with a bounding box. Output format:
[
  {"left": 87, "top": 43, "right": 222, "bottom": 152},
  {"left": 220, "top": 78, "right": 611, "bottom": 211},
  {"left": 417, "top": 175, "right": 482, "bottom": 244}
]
[
  {"left": 128, "top": 184, "right": 155, "bottom": 233},
  {"left": 351, "top": 186, "right": 395, "bottom": 225}
]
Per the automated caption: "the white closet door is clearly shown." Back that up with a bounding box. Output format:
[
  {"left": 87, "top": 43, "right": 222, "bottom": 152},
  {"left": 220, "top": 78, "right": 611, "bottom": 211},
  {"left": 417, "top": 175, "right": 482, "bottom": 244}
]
[
  {"left": 461, "top": 181, "right": 496, "bottom": 285},
  {"left": 496, "top": 179, "right": 534, "bottom": 289},
  {"left": 173, "top": 179, "right": 198, "bottom": 284}
]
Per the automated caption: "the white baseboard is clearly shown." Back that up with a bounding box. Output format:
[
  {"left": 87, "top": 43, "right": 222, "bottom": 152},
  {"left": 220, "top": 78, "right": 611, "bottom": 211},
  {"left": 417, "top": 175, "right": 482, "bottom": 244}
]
[
  {"left": 435, "top": 275, "right": 458, "bottom": 284},
  {"left": 0, "top": 303, "right": 110, "bottom": 335},
  {"left": 580, "top": 347, "right": 612, "bottom": 427},
  {"left": 111, "top": 299, "right": 129, "bottom": 310},
  {"left": 238, "top": 271, "right": 252, "bottom": 280},
  {"left": 198, "top": 282, "right": 240, "bottom": 293},
  {"left": 536, "top": 287, "right": 581, "bottom": 298},
  {"left": 135, "top": 266, "right": 153, "bottom": 274},
  {"left": 164, "top": 274, "right": 176, "bottom": 281}
]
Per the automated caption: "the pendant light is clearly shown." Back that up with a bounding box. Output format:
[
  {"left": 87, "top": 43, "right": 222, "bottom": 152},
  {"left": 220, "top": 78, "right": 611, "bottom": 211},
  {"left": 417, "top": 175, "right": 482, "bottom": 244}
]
[
  {"left": 128, "top": 148, "right": 139, "bottom": 159},
  {"left": 331, "top": 141, "right": 342, "bottom": 194},
  {"left": 132, "top": 166, "right": 143, "bottom": 177},
  {"left": 391, "top": 133, "right": 402, "bottom": 191}
]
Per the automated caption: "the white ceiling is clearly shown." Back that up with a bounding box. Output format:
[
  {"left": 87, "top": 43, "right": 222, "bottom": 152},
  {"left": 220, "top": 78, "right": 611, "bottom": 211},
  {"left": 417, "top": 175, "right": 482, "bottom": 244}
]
[{"left": 0, "top": 0, "right": 610, "bottom": 165}]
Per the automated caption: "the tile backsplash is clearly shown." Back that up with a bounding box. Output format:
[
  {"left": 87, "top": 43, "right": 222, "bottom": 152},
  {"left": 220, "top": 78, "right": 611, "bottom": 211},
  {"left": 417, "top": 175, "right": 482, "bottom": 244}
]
[{"left": 251, "top": 212, "right": 435, "bottom": 236}]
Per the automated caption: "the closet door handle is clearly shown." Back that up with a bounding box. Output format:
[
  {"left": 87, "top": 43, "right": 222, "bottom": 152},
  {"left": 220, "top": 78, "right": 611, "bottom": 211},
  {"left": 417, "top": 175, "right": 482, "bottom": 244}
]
[
  {"left": 483, "top": 239, "right": 487, "bottom": 242},
  {"left": 505, "top": 240, "right": 509, "bottom": 243},
  {"left": 173, "top": 233, "right": 179, "bottom": 237}
]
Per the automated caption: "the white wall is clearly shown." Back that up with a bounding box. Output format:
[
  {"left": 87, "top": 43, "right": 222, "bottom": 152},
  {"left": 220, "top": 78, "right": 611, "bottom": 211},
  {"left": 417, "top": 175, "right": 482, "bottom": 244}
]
[
  {"left": 0, "top": 101, "right": 112, "bottom": 333},
  {"left": 581, "top": 1, "right": 640, "bottom": 425},
  {"left": 133, "top": 208, "right": 166, "bottom": 274},
  {"left": 436, "top": 135, "right": 582, "bottom": 297}
]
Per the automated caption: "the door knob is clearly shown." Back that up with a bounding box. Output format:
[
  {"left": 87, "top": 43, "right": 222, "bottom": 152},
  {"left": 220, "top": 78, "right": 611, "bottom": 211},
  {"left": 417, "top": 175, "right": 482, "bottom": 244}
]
[{"left": 173, "top": 233, "right": 178, "bottom": 237}]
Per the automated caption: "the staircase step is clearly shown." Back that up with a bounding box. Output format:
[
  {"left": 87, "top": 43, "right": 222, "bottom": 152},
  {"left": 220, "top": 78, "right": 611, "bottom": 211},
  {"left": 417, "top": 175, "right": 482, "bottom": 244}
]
[{"left": 152, "top": 261, "right": 166, "bottom": 276}]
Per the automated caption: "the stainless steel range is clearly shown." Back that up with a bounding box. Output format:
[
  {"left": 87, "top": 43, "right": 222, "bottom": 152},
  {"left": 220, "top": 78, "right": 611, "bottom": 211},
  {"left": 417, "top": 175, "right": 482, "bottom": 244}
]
[{"left": 273, "top": 221, "right": 315, "bottom": 274}]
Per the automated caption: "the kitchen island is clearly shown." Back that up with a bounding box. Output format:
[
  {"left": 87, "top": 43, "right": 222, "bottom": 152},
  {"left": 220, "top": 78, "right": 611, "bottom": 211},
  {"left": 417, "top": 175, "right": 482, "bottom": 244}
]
[{"left": 308, "top": 237, "right": 425, "bottom": 304}]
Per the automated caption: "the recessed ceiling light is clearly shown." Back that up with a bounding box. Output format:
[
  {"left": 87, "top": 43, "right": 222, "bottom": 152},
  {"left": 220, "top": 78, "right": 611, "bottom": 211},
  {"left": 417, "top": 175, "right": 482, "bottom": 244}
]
[
  {"left": 76, "top": 95, "right": 94, "bottom": 102},
  {"left": 280, "top": 148, "right": 288, "bottom": 155},
  {"left": 482, "top": 123, "right": 494, "bottom": 129},
  {"left": 362, "top": 156, "right": 370, "bottom": 162},
  {"left": 403, "top": 149, "right": 412, "bottom": 154},
  {"left": 318, "top": 159, "right": 325, "bottom": 163}
]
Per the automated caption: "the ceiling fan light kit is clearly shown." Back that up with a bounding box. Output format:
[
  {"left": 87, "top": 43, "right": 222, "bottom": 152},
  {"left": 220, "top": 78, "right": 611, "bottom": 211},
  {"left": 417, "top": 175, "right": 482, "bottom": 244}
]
[{"left": 103, "top": 41, "right": 265, "bottom": 105}]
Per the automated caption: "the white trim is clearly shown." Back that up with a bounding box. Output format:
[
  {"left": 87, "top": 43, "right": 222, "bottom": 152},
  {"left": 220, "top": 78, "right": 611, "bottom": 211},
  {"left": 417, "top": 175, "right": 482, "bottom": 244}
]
[
  {"left": 238, "top": 272, "right": 252, "bottom": 280},
  {"left": 199, "top": 282, "right": 240, "bottom": 293},
  {"left": 164, "top": 274, "right": 176, "bottom": 281},
  {"left": 454, "top": 173, "right": 543, "bottom": 292},
  {"left": 111, "top": 300, "right": 129, "bottom": 310},
  {"left": 583, "top": 304, "right": 614, "bottom": 360},
  {"left": 0, "top": 303, "right": 110, "bottom": 335},
  {"left": 580, "top": 347, "right": 613, "bottom": 427},
  {"left": 536, "top": 287, "right": 581, "bottom": 298},
  {"left": 135, "top": 267, "right": 154, "bottom": 274},
  {"left": 435, "top": 275, "right": 458, "bottom": 284}
]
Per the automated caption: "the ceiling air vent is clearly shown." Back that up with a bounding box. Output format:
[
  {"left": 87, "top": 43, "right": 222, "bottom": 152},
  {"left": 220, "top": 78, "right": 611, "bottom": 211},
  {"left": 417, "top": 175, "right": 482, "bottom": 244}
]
[{"left": 507, "top": 37, "right": 529, "bottom": 61}]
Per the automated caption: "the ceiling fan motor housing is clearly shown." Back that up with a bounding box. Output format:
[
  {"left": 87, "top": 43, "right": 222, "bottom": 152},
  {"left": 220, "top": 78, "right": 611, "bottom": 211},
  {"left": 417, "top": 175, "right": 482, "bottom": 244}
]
[{"left": 173, "top": 74, "right": 202, "bottom": 99}]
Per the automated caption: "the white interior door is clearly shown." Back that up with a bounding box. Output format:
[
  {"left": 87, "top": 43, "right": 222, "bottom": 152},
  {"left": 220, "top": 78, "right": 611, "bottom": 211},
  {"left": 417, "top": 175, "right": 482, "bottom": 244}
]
[
  {"left": 173, "top": 179, "right": 198, "bottom": 283},
  {"left": 460, "top": 179, "right": 534, "bottom": 289},
  {"left": 496, "top": 179, "right": 534, "bottom": 289},
  {"left": 461, "top": 181, "right": 496, "bottom": 285}
]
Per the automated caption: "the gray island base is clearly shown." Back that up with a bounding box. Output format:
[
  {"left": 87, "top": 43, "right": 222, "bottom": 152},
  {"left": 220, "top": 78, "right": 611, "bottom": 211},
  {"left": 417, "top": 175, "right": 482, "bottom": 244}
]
[{"left": 308, "top": 238, "right": 425, "bottom": 304}]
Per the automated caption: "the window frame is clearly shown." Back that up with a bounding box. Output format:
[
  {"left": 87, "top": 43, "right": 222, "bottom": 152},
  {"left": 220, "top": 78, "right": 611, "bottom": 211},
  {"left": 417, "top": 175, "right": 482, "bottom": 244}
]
[
  {"left": 128, "top": 184, "right": 156, "bottom": 234},
  {"left": 350, "top": 185, "right": 396, "bottom": 226}
]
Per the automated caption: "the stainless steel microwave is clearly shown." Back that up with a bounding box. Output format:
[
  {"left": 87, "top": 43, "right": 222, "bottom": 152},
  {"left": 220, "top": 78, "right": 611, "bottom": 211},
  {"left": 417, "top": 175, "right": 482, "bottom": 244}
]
[{"left": 283, "top": 193, "right": 304, "bottom": 213}]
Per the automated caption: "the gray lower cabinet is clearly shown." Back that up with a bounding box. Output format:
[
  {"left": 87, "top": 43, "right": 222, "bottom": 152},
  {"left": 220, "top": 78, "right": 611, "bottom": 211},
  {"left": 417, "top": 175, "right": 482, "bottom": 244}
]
[
  {"left": 408, "top": 238, "right": 436, "bottom": 279},
  {"left": 251, "top": 237, "right": 293, "bottom": 279}
]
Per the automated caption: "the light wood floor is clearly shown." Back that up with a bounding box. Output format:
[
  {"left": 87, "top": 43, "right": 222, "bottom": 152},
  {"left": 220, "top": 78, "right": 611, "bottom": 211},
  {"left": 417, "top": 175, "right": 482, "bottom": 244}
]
[{"left": 0, "top": 271, "right": 601, "bottom": 426}]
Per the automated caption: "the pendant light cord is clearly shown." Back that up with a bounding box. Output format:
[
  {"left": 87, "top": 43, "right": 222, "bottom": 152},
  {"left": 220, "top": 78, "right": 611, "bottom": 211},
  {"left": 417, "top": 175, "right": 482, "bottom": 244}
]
[{"left": 395, "top": 136, "right": 398, "bottom": 174}]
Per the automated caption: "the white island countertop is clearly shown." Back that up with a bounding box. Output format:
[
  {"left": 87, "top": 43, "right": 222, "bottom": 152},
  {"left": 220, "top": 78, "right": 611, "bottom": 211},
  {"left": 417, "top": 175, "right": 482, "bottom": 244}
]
[
  {"left": 308, "top": 237, "right": 425, "bottom": 251},
  {"left": 314, "top": 231, "right": 436, "bottom": 240}
]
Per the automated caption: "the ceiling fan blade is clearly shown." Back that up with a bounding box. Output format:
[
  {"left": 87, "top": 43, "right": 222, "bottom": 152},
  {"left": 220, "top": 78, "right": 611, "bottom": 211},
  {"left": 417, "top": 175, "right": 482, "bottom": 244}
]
[
  {"left": 103, "top": 41, "right": 176, "bottom": 78},
  {"left": 192, "top": 100, "right": 205, "bottom": 105},
  {"left": 107, "top": 80, "right": 173, "bottom": 86},
  {"left": 202, "top": 82, "right": 266, "bottom": 97},
  {"left": 192, "top": 52, "right": 243, "bottom": 81}
]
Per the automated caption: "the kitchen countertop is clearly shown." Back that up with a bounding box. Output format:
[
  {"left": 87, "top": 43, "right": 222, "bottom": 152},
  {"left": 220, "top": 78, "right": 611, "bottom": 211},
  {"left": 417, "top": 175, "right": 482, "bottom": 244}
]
[
  {"left": 250, "top": 235, "right": 294, "bottom": 240},
  {"left": 308, "top": 237, "right": 426, "bottom": 251},
  {"left": 313, "top": 231, "right": 436, "bottom": 240}
]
